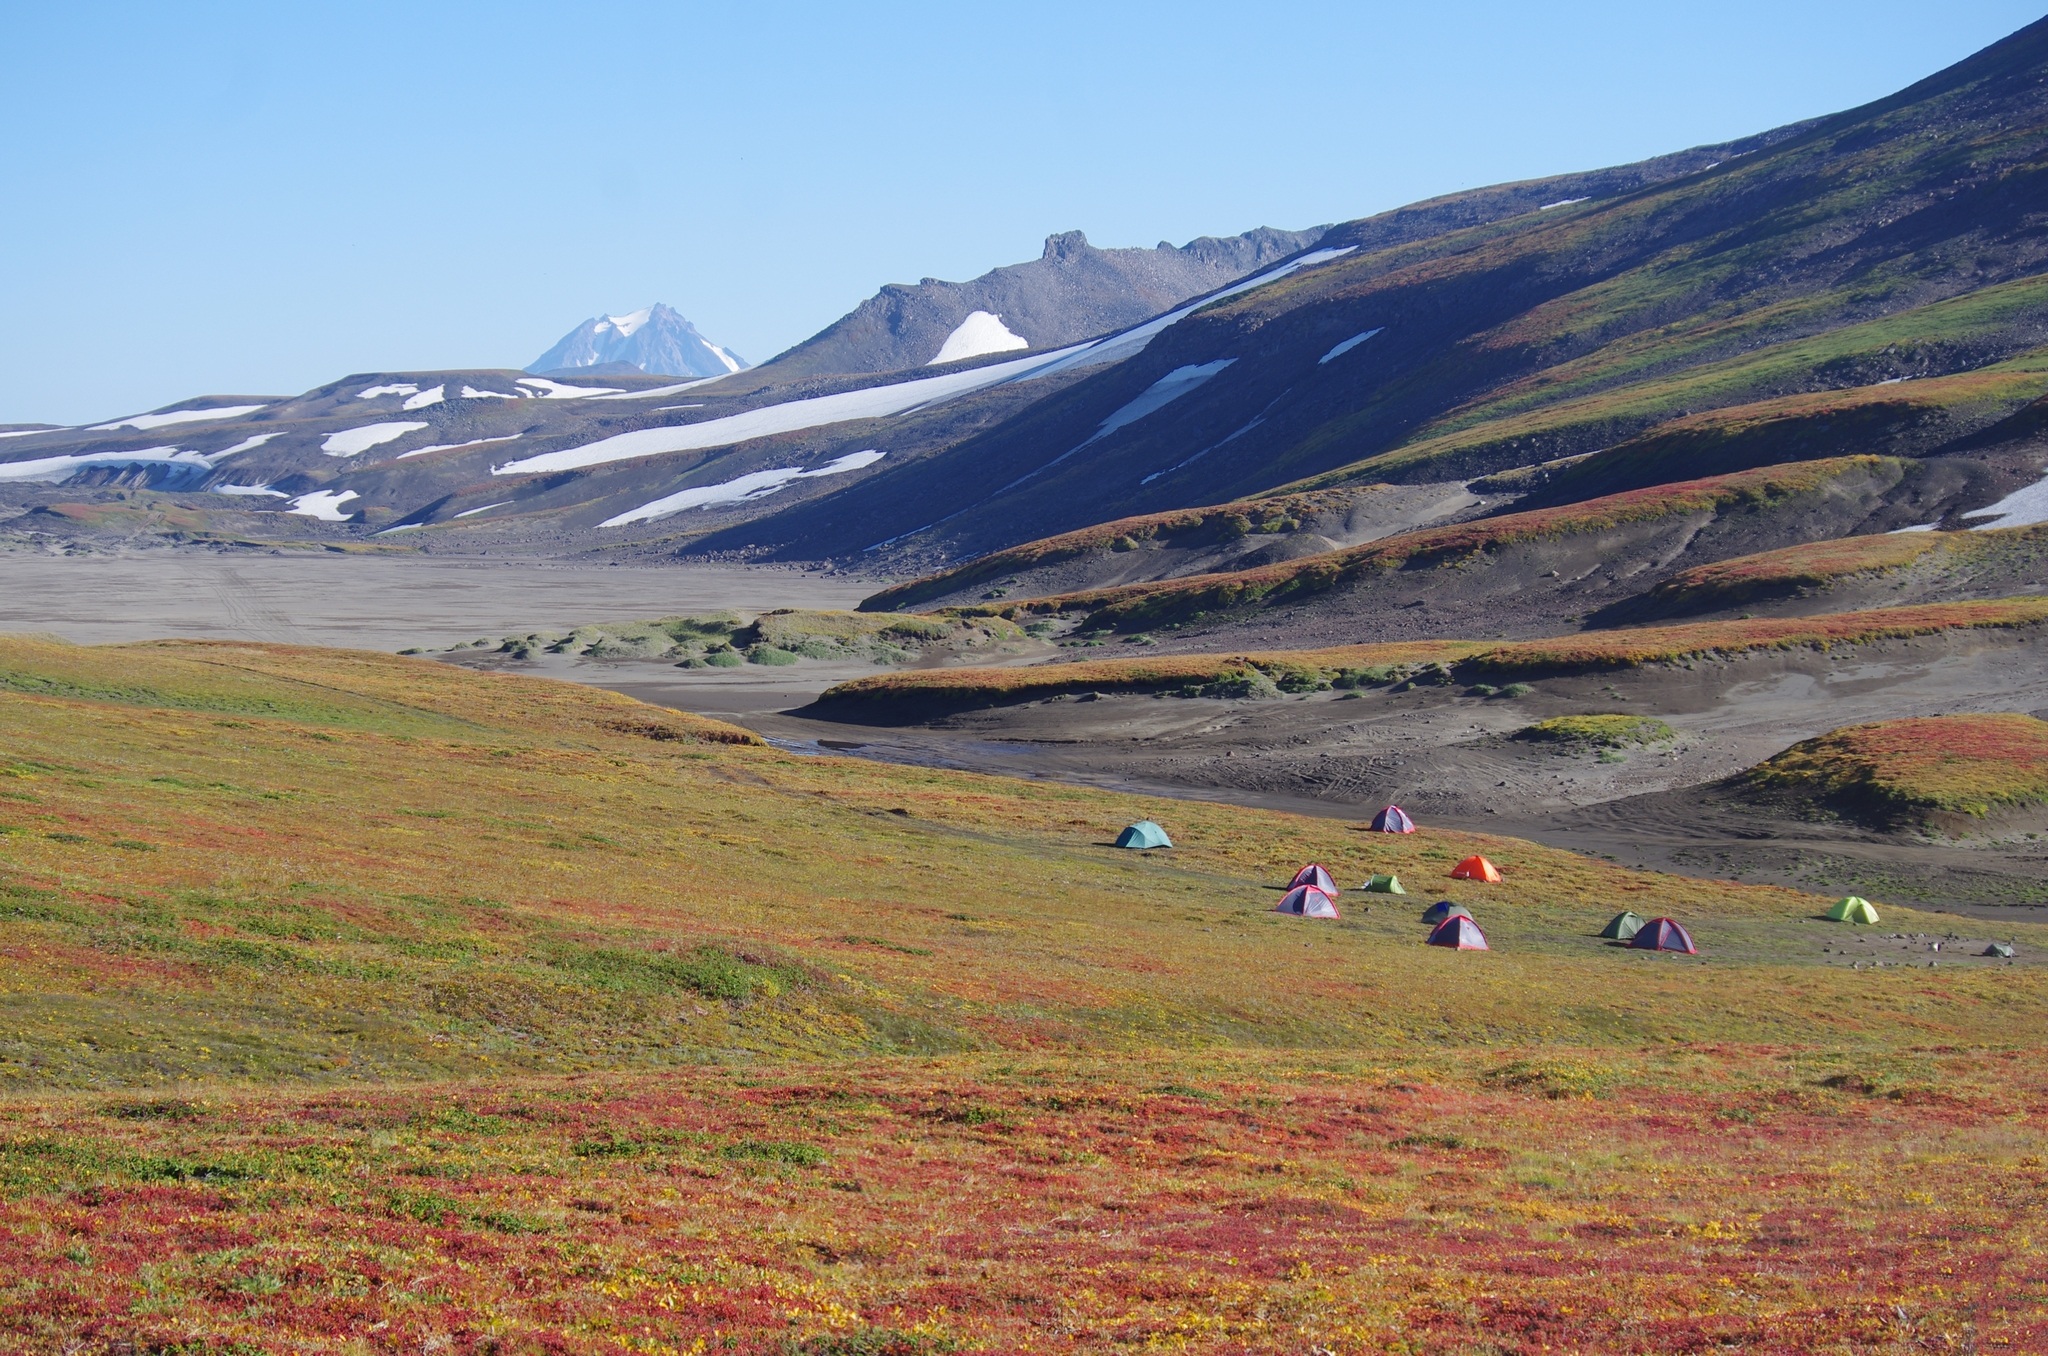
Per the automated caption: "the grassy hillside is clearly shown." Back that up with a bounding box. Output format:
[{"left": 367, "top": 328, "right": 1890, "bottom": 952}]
[
  {"left": 859, "top": 489, "right": 1365, "bottom": 613},
  {"left": 816, "top": 596, "right": 2048, "bottom": 716},
  {"left": 1640, "top": 522, "right": 2048, "bottom": 615},
  {"left": 1291, "top": 286, "right": 2048, "bottom": 491},
  {"left": 1743, "top": 712, "right": 2048, "bottom": 824},
  {"left": 2, "top": 639, "right": 2045, "bottom": 1349},
  {"left": 933, "top": 458, "right": 1900, "bottom": 632}
]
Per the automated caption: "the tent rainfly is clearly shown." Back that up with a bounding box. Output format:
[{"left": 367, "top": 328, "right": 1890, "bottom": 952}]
[
  {"left": 1360, "top": 874, "right": 1406, "bottom": 894},
  {"left": 1427, "top": 915, "right": 1489, "bottom": 950},
  {"left": 1289, "top": 863, "right": 1339, "bottom": 894},
  {"left": 1275, "top": 885, "right": 1341, "bottom": 919},
  {"left": 1984, "top": 942, "right": 2017, "bottom": 958},
  {"left": 1115, "top": 820, "right": 1172, "bottom": 849},
  {"left": 1629, "top": 917, "right": 1697, "bottom": 954},
  {"left": 1450, "top": 854, "right": 1502, "bottom": 883},
  {"left": 1422, "top": 900, "right": 1473, "bottom": 925},
  {"left": 1825, "top": 896, "right": 1879, "bottom": 924},
  {"left": 1369, "top": 805, "right": 1416, "bottom": 833},
  {"left": 1599, "top": 910, "right": 1646, "bottom": 941}
]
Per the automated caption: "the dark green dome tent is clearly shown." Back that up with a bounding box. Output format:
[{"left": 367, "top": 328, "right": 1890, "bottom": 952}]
[
  {"left": 1422, "top": 900, "right": 1473, "bottom": 925},
  {"left": 1115, "top": 820, "right": 1172, "bottom": 849},
  {"left": 1599, "top": 911, "right": 1647, "bottom": 940}
]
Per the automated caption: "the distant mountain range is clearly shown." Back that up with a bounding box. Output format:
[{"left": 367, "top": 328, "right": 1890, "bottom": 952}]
[
  {"left": 755, "top": 227, "right": 1328, "bottom": 380},
  {"left": 528, "top": 304, "right": 747, "bottom": 379},
  {"left": 13, "top": 11, "right": 2048, "bottom": 644}
]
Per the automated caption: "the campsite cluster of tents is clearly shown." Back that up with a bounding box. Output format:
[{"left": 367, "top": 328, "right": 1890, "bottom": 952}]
[
  {"left": 1114, "top": 808, "right": 1929, "bottom": 958},
  {"left": 1118, "top": 807, "right": 1710, "bottom": 955}
]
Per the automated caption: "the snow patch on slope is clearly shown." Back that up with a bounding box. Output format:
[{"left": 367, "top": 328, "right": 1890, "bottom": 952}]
[
  {"left": 322, "top": 422, "right": 429, "bottom": 457},
  {"left": 514, "top": 376, "right": 626, "bottom": 399},
  {"left": 89, "top": 404, "right": 267, "bottom": 432},
  {"left": 398, "top": 435, "right": 523, "bottom": 460},
  {"left": 0, "top": 447, "right": 204, "bottom": 482},
  {"left": 929, "top": 311, "right": 1030, "bottom": 365},
  {"left": 1964, "top": 472, "right": 2048, "bottom": 529},
  {"left": 601, "top": 450, "right": 886, "bottom": 527},
  {"left": 495, "top": 347, "right": 1083, "bottom": 476},
  {"left": 213, "top": 483, "right": 288, "bottom": 498},
  {"left": 288, "top": 489, "right": 360, "bottom": 521},
  {"left": 402, "top": 384, "right": 447, "bottom": 410},
  {"left": 1319, "top": 328, "right": 1382, "bottom": 364},
  {"left": 357, "top": 383, "right": 420, "bottom": 400},
  {"left": 588, "top": 377, "right": 727, "bottom": 402},
  {"left": 209, "top": 432, "right": 282, "bottom": 459}
]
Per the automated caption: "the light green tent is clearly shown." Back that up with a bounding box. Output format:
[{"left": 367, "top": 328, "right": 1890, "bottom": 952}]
[
  {"left": 1360, "top": 874, "right": 1406, "bottom": 895},
  {"left": 1825, "top": 896, "right": 1879, "bottom": 924},
  {"left": 1599, "top": 910, "right": 1647, "bottom": 940},
  {"left": 1115, "top": 820, "right": 1173, "bottom": 850}
]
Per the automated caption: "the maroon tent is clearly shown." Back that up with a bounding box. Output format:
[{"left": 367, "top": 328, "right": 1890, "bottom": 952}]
[
  {"left": 1427, "top": 915, "right": 1488, "bottom": 950},
  {"left": 1629, "top": 917, "right": 1697, "bottom": 954},
  {"left": 1289, "top": 863, "right": 1339, "bottom": 893},
  {"left": 1369, "top": 805, "right": 1416, "bottom": 833},
  {"left": 1275, "top": 885, "right": 1341, "bottom": 919}
]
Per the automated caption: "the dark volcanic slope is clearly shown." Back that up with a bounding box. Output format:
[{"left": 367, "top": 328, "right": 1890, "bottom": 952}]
[{"left": 707, "top": 18, "right": 2048, "bottom": 567}]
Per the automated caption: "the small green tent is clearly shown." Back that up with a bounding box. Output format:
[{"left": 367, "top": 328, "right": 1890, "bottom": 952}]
[
  {"left": 1115, "top": 821, "right": 1173, "bottom": 849},
  {"left": 1984, "top": 942, "right": 2017, "bottom": 958},
  {"left": 1599, "top": 910, "right": 1646, "bottom": 940},
  {"left": 1825, "top": 895, "right": 1879, "bottom": 924},
  {"left": 1360, "top": 874, "right": 1406, "bottom": 895}
]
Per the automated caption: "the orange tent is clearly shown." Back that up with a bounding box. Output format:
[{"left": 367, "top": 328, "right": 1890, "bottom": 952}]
[{"left": 1449, "top": 854, "right": 1502, "bottom": 883}]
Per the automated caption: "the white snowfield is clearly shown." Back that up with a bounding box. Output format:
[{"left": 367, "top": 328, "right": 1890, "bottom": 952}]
[
  {"left": 211, "top": 432, "right": 282, "bottom": 459},
  {"left": 515, "top": 376, "right": 626, "bottom": 399},
  {"left": 705, "top": 344, "right": 744, "bottom": 375},
  {"left": 454, "top": 501, "right": 513, "bottom": 518},
  {"left": 357, "top": 383, "right": 421, "bottom": 400},
  {"left": 493, "top": 346, "right": 1083, "bottom": 477},
  {"left": 588, "top": 377, "right": 727, "bottom": 401},
  {"left": 1539, "top": 197, "right": 1591, "bottom": 210},
  {"left": 600, "top": 450, "right": 886, "bottom": 527},
  {"left": 322, "top": 422, "right": 430, "bottom": 457},
  {"left": 88, "top": 404, "right": 268, "bottom": 432},
  {"left": 1319, "top": 328, "right": 1383, "bottom": 364},
  {"left": 288, "top": 489, "right": 360, "bottom": 521},
  {"left": 1963, "top": 471, "right": 2048, "bottom": 529},
  {"left": 497, "top": 246, "right": 1357, "bottom": 481},
  {"left": 0, "top": 427, "right": 61, "bottom": 439},
  {"left": 461, "top": 386, "right": 522, "bottom": 400},
  {"left": 397, "top": 435, "right": 522, "bottom": 460},
  {"left": 929, "top": 311, "right": 1030, "bottom": 365},
  {"left": 402, "top": 384, "right": 447, "bottom": 410},
  {"left": 0, "top": 447, "right": 203, "bottom": 482},
  {"left": 0, "top": 427, "right": 287, "bottom": 484},
  {"left": 212, "top": 483, "right": 288, "bottom": 498},
  {"left": 1086, "top": 361, "right": 1235, "bottom": 445},
  {"left": 982, "top": 360, "right": 1238, "bottom": 500},
  {"left": 602, "top": 308, "right": 653, "bottom": 339}
]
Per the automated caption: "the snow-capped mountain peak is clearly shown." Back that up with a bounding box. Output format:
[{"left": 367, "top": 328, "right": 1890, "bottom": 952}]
[{"left": 527, "top": 303, "right": 747, "bottom": 379}]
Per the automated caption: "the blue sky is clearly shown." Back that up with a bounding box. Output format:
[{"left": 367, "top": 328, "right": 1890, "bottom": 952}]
[{"left": 2, "top": 1, "right": 2042, "bottom": 425}]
